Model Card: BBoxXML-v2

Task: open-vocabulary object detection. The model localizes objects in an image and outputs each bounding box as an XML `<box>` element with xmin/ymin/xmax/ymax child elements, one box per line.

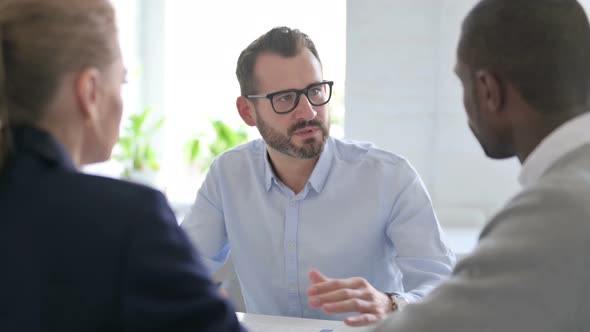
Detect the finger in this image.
<box><xmin>308</xmin><ymin>277</ymin><xmax>366</xmax><ymax>296</ymax></box>
<box><xmin>344</xmin><ymin>313</ymin><xmax>383</xmax><ymax>327</ymax></box>
<box><xmin>308</xmin><ymin>269</ymin><xmax>330</xmax><ymax>284</ymax></box>
<box><xmin>308</xmin><ymin>288</ymin><xmax>363</xmax><ymax>307</ymax></box>
<box><xmin>308</xmin><ymin>279</ymin><xmax>345</xmax><ymax>296</ymax></box>
<box><xmin>322</xmin><ymin>298</ymin><xmax>375</xmax><ymax>314</ymax></box>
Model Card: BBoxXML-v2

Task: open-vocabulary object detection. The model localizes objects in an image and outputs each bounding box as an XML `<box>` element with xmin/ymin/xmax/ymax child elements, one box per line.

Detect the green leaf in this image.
<box><xmin>184</xmin><ymin>138</ymin><xmax>201</xmax><ymax>164</ymax></box>
<box><xmin>115</xmin><ymin>107</ymin><xmax>164</xmax><ymax>174</ymax></box>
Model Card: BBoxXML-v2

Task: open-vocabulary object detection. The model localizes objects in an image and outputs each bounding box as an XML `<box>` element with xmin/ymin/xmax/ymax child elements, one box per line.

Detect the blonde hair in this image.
<box><xmin>0</xmin><ymin>0</ymin><xmax>118</xmax><ymax>169</ymax></box>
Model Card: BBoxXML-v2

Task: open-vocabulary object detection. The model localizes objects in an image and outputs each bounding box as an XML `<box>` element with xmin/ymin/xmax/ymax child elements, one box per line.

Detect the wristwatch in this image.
<box><xmin>384</xmin><ymin>292</ymin><xmax>407</xmax><ymax>312</ymax></box>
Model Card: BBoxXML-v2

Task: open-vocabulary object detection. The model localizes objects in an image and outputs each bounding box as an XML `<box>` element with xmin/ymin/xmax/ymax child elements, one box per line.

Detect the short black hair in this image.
<box><xmin>236</xmin><ymin>26</ymin><xmax>321</xmax><ymax>96</ymax></box>
<box><xmin>459</xmin><ymin>0</ymin><xmax>590</xmax><ymax>113</ymax></box>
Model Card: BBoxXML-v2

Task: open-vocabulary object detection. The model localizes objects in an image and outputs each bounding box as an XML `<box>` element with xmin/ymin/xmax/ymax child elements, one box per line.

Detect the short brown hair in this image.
<box><xmin>236</xmin><ymin>26</ymin><xmax>321</xmax><ymax>96</ymax></box>
<box><xmin>459</xmin><ymin>0</ymin><xmax>590</xmax><ymax>114</ymax></box>
<box><xmin>0</xmin><ymin>0</ymin><xmax>118</xmax><ymax>169</ymax></box>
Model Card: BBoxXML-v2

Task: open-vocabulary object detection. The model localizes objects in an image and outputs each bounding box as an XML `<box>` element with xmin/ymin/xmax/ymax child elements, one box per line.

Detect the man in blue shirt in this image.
<box><xmin>181</xmin><ymin>26</ymin><xmax>455</xmax><ymax>327</ymax></box>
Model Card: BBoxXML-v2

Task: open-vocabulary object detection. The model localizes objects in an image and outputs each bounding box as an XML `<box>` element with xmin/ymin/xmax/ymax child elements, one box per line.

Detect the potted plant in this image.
<box><xmin>114</xmin><ymin>107</ymin><xmax>165</xmax><ymax>187</ymax></box>
<box><xmin>184</xmin><ymin>119</ymin><xmax>249</xmax><ymax>172</ymax></box>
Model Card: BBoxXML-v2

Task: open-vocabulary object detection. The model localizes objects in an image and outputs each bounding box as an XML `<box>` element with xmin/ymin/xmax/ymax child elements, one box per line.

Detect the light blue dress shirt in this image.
<box><xmin>181</xmin><ymin>137</ymin><xmax>455</xmax><ymax>320</ymax></box>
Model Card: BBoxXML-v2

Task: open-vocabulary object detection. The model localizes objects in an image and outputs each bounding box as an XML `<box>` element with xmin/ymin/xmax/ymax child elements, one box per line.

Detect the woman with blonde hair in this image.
<box><xmin>0</xmin><ymin>1</ymin><xmax>243</xmax><ymax>331</ymax></box>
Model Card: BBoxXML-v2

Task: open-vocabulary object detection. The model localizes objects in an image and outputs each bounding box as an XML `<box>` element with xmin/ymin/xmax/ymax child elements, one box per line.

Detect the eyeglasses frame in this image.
<box><xmin>245</xmin><ymin>80</ymin><xmax>334</xmax><ymax>114</ymax></box>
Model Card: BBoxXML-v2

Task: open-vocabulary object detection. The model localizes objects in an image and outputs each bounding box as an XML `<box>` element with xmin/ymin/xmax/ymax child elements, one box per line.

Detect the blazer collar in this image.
<box><xmin>12</xmin><ymin>126</ymin><xmax>76</xmax><ymax>171</ymax></box>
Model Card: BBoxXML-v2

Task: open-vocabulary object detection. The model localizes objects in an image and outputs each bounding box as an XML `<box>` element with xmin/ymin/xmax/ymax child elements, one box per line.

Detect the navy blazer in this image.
<box><xmin>0</xmin><ymin>127</ymin><xmax>245</xmax><ymax>332</ymax></box>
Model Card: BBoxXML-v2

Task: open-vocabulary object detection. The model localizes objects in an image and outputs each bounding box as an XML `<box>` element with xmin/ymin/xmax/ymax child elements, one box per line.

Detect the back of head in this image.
<box><xmin>459</xmin><ymin>0</ymin><xmax>590</xmax><ymax>114</ymax></box>
<box><xmin>236</xmin><ymin>26</ymin><xmax>321</xmax><ymax>96</ymax></box>
<box><xmin>0</xmin><ymin>0</ymin><xmax>118</xmax><ymax>170</ymax></box>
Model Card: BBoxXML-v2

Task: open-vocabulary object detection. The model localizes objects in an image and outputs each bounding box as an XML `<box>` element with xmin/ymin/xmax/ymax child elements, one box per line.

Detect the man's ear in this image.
<box><xmin>75</xmin><ymin>68</ymin><xmax>101</xmax><ymax>125</ymax></box>
<box><xmin>237</xmin><ymin>96</ymin><xmax>257</xmax><ymax>127</ymax></box>
<box><xmin>475</xmin><ymin>70</ymin><xmax>504</xmax><ymax>113</ymax></box>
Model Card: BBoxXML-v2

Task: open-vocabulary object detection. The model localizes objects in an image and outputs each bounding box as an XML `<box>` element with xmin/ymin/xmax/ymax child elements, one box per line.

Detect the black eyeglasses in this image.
<box><xmin>246</xmin><ymin>81</ymin><xmax>334</xmax><ymax>114</ymax></box>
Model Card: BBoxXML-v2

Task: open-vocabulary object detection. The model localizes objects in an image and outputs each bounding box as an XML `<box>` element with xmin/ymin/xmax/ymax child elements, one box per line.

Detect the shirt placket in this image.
<box><xmin>284</xmin><ymin>198</ymin><xmax>302</xmax><ymax>317</ymax></box>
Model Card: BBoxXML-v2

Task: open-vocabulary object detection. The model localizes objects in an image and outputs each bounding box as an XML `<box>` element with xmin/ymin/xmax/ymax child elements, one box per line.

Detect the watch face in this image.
<box><xmin>386</xmin><ymin>293</ymin><xmax>407</xmax><ymax>311</ymax></box>
<box><xmin>385</xmin><ymin>293</ymin><xmax>399</xmax><ymax>312</ymax></box>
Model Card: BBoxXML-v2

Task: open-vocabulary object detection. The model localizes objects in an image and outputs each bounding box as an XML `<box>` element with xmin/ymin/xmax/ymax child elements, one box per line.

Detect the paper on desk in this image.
<box><xmin>242</xmin><ymin>321</ymin><xmax>334</xmax><ymax>332</ymax></box>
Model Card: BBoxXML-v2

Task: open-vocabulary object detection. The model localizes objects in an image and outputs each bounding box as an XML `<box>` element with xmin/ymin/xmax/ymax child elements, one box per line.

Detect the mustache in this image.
<box><xmin>287</xmin><ymin>119</ymin><xmax>324</xmax><ymax>136</ymax></box>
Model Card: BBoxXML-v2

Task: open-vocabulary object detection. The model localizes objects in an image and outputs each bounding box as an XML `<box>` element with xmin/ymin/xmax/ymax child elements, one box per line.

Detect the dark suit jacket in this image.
<box><xmin>0</xmin><ymin>127</ymin><xmax>245</xmax><ymax>332</ymax></box>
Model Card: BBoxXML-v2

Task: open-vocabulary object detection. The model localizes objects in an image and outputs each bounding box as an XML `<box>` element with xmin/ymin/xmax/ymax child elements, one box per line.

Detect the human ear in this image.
<box><xmin>475</xmin><ymin>70</ymin><xmax>504</xmax><ymax>113</ymax></box>
<box><xmin>75</xmin><ymin>68</ymin><xmax>102</xmax><ymax>125</ymax></box>
<box><xmin>236</xmin><ymin>96</ymin><xmax>257</xmax><ymax>127</ymax></box>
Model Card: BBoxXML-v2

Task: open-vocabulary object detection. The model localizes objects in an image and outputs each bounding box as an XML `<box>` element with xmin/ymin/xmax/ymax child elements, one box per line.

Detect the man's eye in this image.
<box><xmin>309</xmin><ymin>87</ymin><xmax>322</xmax><ymax>96</ymax></box>
<box><xmin>276</xmin><ymin>94</ymin><xmax>294</xmax><ymax>103</ymax></box>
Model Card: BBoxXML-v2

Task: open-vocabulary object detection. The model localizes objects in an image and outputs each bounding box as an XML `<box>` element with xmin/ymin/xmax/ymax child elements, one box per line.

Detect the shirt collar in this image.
<box><xmin>263</xmin><ymin>147</ymin><xmax>275</xmax><ymax>191</ymax></box>
<box><xmin>519</xmin><ymin>112</ymin><xmax>590</xmax><ymax>187</ymax></box>
<box><xmin>263</xmin><ymin>137</ymin><xmax>334</xmax><ymax>193</ymax></box>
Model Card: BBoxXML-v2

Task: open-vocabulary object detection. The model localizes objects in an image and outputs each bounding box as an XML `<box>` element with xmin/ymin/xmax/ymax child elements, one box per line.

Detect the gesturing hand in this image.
<box><xmin>307</xmin><ymin>269</ymin><xmax>393</xmax><ymax>327</ymax></box>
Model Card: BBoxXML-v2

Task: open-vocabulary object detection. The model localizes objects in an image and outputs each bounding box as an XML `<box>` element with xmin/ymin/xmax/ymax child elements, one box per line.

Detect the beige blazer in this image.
<box><xmin>374</xmin><ymin>144</ymin><xmax>590</xmax><ymax>332</ymax></box>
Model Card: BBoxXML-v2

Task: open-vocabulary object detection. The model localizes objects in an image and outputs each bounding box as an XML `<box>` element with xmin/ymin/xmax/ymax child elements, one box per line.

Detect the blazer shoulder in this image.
<box><xmin>57</xmin><ymin>172</ymin><xmax>173</xmax><ymax>219</ymax></box>
<box><xmin>484</xmin><ymin>170</ymin><xmax>590</xmax><ymax>253</ymax></box>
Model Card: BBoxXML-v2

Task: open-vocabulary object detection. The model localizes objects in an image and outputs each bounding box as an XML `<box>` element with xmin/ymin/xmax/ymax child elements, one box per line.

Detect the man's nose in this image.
<box><xmin>292</xmin><ymin>94</ymin><xmax>317</xmax><ymax>121</ymax></box>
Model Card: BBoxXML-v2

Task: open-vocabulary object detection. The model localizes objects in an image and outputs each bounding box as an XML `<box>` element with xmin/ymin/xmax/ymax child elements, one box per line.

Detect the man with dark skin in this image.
<box><xmin>372</xmin><ymin>0</ymin><xmax>590</xmax><ymax>330</ymax></box>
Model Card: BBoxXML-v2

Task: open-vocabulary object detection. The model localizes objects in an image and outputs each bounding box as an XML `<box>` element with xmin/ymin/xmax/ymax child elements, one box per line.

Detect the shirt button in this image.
<box><xmin>288</xmin><ymin>242</ymin><xmax>294</xmax><ymax>249</ymax></box>
<box><xmin>289</xmin><ymin>201</ymin><xmax>296</xmax><ymax>207</ymax></box>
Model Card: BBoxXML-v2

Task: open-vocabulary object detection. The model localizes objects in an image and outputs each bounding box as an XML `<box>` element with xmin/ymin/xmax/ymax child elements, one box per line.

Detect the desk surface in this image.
<box><xmin>237</xmin><ymin>312</ymin><xmax>372</xmax><ymax>332</ymax></box>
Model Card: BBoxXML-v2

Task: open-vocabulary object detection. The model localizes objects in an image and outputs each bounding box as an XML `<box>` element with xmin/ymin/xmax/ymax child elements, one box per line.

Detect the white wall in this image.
<box><xmin>345</xmin><ymin>0</ymin><xmax>522</xmax><ymax>229</ymax></box>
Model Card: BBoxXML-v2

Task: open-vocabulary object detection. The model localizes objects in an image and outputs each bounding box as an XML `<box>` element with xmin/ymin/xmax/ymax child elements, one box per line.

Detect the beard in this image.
<box><xmin>255</xmin><ymin>108</ymin><xmax>329</xmax><ymax>159</ymax></box>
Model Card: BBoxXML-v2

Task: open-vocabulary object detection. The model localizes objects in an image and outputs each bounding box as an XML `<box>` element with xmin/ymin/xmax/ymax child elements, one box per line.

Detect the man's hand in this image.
<box><xmin>307</xmin><ymin>269</ymin><xmax>393</xmax><ymax>327</ymax></box>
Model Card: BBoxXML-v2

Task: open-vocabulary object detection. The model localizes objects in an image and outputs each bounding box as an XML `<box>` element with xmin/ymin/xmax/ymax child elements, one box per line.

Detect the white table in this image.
<box><xmin>444</xmin><ymin>227</ymin><xmax>481</xmax><ymax>258</ymax></box>
<box><xmin>237</xmin><ymin>312</ymin><xmax>373</xmax><ymax>332</ymax></box>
